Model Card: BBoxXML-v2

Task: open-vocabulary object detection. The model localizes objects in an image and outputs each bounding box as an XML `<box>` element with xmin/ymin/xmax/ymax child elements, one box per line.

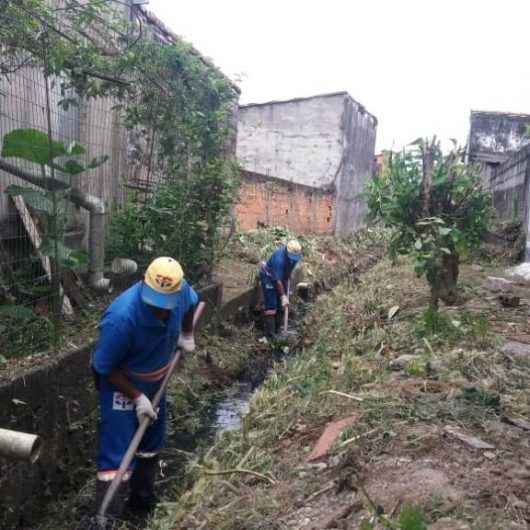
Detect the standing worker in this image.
<box><xmin>91</xmin><ymin>257</ymin><xmax>199</xmax><ymax>521</ymax></box>
<box><xmin>259</xmin><ymin>239</ymin><xmax>302</xmax><ymax>338</ymax></box>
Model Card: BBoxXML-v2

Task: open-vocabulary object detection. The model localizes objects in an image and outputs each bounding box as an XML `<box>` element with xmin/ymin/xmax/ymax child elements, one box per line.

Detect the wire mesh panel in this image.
<box><xmin>0</xmin><ymin>1</ymin><xmax>240</xmax><ymax>363</ymax></box>
<box><xmin>0</xmin><ymin>66</ymin><xmax>140</xmax><ymax>359</ymax></box>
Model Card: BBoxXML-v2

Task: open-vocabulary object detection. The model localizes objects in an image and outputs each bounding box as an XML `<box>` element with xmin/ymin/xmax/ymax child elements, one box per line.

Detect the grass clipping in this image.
<box><xmin>152</xmin><ymin>258</ymin><xmax>530</xmax><ymax>530</ymax></box>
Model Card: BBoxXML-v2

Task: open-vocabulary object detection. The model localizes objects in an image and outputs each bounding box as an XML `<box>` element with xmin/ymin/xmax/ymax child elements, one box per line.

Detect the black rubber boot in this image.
<box><xmin>128</xmin><ymin>455</ymin><xmax>159</xmax><ymax>512</ymax></box>
<box><xmin>93</xmin><ymin>478</ymin><xmax>128</xmax><ymax>528</ymax></box>
<box><xmin>264</xmin><ymin>314</ymin><xmax>276</xmax><ymax>338</ymax></box>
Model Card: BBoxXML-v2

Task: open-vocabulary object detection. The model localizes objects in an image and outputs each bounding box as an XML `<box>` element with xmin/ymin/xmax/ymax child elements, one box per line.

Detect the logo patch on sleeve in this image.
<box><xmin>112</xmin><ymin>392</ymin><xmax>134</xmax><ymax>411</ymax></box>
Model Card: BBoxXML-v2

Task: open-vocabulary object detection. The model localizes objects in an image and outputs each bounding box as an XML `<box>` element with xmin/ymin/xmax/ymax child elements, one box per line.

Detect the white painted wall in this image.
<box><xmin>236</xmin><ymin>94</ymin><xmax>345</xmax><ymax>189</ymax></box>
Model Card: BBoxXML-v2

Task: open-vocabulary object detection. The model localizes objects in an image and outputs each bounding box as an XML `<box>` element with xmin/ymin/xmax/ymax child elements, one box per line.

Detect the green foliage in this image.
<box><xmin>2</xmin><ymin>128</ymin><xmax>105</xmax><ymax>269</ymax></box>
<box><xmin>416</xmin><ymin>306</ymin><xmax>457</xmax><ymax>339</ymax></box>
<box><xmin>107</xmin><ymin>160</ymin><xmax>240</xmax><ymax>282</ymax></box>
<box><xmin>5</xmin><ymin>185</ymin><xmax>54</xmax><ymax>214</ymax></box>
<box><xmin>0</xmin><ymin>305</ymin><xmax>53</xmax><ymax>358</ymax></box>
<box><xmin>366</xmin><ymin>139</ymin><xmax>493</xmax><ymax>306</ymax></box>
<box><xmin>2</xmin><ymin>128</ymin><xmax>108</xmax><ymax>175</ymax></box>
<box><xmin>39</xmin><ymin>238</ymin><xmax>88</xmax><ymax>268</ymax></box>
<box><xmin>2</xmin><ymin>128</ymin><xmax>67</xmax><ymax>166</ymax></box>
<box><xmin>398</xmin><ymin>504</ymin><xmax>428</xmax><ymax>530</ymax></box>
<box><xmin>1</xmin><ymin>1</ymin><xmax>241</xmax><ymax>286</ymax></box>
<box><xmin>231</xmin><ymin>225</ymin><xmax>316</xmax><ymax>264</ymax></box>
<box><xmin>462</xmin><ymin>387</ymin><xmax>501</xmax><ymax>411</ymax></box>
<box><xmin>404</xmin><ymin>358</ymin><xmax>427</xmax><ymax>377</ymax></box>
<box><xmin>0</xmin><ymin>304</ymin><xmax>36</xmax><ymax>320</ymax></box>
<box><xmin>357</xmin><ymin>503</ymin><xmax>428</xmax><ymax>530</ymax></box>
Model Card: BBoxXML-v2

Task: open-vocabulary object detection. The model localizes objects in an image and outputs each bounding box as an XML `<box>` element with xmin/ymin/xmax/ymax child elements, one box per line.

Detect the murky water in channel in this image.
<box><xmin>213</xmin><ymin>382</ymin><xmax>252</xmax><ymax>431</ymax></box>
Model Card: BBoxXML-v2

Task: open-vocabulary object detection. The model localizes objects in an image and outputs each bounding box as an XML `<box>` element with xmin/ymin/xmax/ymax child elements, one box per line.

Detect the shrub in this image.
<box><xmin>366</xmin><ymin>138</ymin><xmax>493</xmax><ymax>308</ymax></box>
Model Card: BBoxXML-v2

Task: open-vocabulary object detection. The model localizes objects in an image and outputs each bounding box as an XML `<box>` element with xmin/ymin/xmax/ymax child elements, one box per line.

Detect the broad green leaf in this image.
<box><xmin>414</xmin><ymin>239</ymin><xmax>422</xmax><ymax>250</ymax></box>
<box><xmin>55</xmin><ymin>159</ymin><xmax>86</xmax><ymax>175</ymax></box>
<box><xmin>5</xmin><ymin>184</ymin><xmax>54</xmax><ymax>214</ymax></box>
<box><xmin>87</xmin><ymin>154</ymin><xmax>109</xmax><ymax>170</ymax></box>
<box><xmin>2</xmin><ymin>128</ymin><xmax>66</xmax><ymax>165</ymax></box>
<box><xmin>440</xmin><ymin>247</ymin><xmax>451</xmax><ymax>255</ymax></box>
<box><xmin>456</xmin><ymin>239</ymin><xmax>469</xmax><ymax>258</ymax></box>
<box><xmin>439</xmin><ymin>227</ymin><xmax>452</xmax><ymax>236</ymax></box>
<box><xmin>67</xmin><ymin>249</ymin><xmax>89</xmax><ymax>267</ymax></box>
<box><xmin>0</xmin><ymin>304</ymin><xmax>35</xmax><ymax>320</ymax></box>
<box><xmin>40</xmin><ymin>238</ymin><xmax>88</xmax><ymax>268</ymax></box>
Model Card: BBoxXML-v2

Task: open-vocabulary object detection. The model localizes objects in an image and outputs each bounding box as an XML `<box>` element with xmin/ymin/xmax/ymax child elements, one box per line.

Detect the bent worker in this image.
<box><xmin>259</xmin><ymin>239</ymin><xmax>302</xmax><ymax>337</ymax></box>
<box><xmin>91</xmin><ymin>257</ymin><xmax>198</xmax><ymax>520</ymax></box>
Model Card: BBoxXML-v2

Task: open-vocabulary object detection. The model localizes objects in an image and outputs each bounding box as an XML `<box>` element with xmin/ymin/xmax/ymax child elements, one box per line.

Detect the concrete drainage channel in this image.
<box><xmin>0</xmin><ymin>281</ymin><xmax>304</xmax><ymax>530</ymax></box>
<box><xmin>0</xmin><ymin>254</ymin><xmax>381</xmax><ymax>530</ymax></box>
<box><xmin>39</xmin><ymin>316</ymin><xmax>300</xmax><ymax>530</ymax></box>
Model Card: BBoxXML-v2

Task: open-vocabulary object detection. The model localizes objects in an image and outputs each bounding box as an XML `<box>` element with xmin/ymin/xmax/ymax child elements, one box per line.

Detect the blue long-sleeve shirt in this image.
<box><xmin>91</xmin><ymin>281</ymin><xmax>198</xmax><ymax>389</ymax></box>
<box><xmin>265</xmin><ymin>245</ymin><xmax>298</xmax><ymax>283</ymax></box>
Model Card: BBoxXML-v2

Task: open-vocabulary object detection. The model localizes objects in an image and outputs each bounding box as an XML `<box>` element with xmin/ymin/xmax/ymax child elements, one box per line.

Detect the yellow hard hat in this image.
<box><xmin>141</xmin><ymin>257</ymin><xmax>184</xmax><ymax>309</ymax></box>
<box><xmin>286</xmin><ymin>239</ymin><xmax>302</xmax><ymax>262</ymax></box>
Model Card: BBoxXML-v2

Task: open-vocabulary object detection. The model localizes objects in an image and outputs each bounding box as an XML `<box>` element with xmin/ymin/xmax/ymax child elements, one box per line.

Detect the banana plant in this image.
<box><xmin>1</xmin><ymin>127</ymin><xmax>108</xmax><ymax>268</ymax></box>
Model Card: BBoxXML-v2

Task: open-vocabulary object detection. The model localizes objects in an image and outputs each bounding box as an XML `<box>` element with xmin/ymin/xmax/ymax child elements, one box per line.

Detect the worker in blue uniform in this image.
<box><xmin>259</xmin><ymin>239</ymin><xmax>302</xmax><ymax>337</ymax></box>
<box><xmin>91</xmin><ymin>257</ymin><xmax>198</xmax><ymax>520</ymax></box>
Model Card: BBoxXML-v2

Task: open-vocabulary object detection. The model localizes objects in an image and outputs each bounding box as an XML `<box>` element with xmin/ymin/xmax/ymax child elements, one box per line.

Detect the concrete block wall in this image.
<box><xmin>468</xmin><ymin>110</ymin><xmax>530</xmax><ymax>189</ymax></box>
<box><xmin>334</xmin><ymin>95</ymin><xmax>377</xmax><ymax>236</ymax></box>
<box><xmin>491</xmin><ymin>145</ymin><xmax>530</xmax><ymax>223</ymax></box>
<box><xmin>234</xmin><ymin>171</ymin><xmax>335</xmax><ymax>234</ymax></box>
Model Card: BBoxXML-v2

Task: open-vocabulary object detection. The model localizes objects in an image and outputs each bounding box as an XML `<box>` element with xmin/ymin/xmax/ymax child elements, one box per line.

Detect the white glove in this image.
<box><xmin>281</xmin><ymin>294</ymin><xmax>289</xmax><ymax>308</ymax></box>
<box><xmin>178</xmin><ymin>333</ymin><xmax>196</xmax><ymax>353</ymax></box>
<box><xmin>134</xmin><ymin>393</ymin><xmax>157</xmax><ymax>422</ymax></box>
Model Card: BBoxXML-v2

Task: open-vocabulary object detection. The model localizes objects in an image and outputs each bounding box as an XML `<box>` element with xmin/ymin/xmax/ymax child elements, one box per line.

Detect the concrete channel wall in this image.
<box><xmin>0</xmin><ymin>283</ymin><xmax>227</xmax><ymax>529</ymax></box>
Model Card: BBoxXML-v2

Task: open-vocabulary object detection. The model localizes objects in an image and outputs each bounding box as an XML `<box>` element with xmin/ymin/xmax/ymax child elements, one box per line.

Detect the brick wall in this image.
<box><xmin>234</xmin><ymin>171</ymin><xmax>335</xmax><ymax>234</ymax></box>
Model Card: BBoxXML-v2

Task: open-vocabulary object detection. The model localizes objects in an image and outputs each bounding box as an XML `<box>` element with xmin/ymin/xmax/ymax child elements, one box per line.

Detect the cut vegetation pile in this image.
<box><xmin>151</xmin><ymin>257</ymin><xmax>530</xmax><ymax>530</ymax></box>
<box><xmin>32</xmin><ymin>227</ymin><xmax>386</xmax><ymax>530</ymax></box>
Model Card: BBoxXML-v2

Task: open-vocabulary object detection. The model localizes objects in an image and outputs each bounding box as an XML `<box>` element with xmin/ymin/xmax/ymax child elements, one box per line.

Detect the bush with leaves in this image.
<box><xmin>107</xmin><ymin>159</ymin><xmax>240</xmax><ymax>284</ymax></box>
<box><xmin>366</xmin><ymin>138</ymin><xmax>493</xmax><ymax>307</ymax></box>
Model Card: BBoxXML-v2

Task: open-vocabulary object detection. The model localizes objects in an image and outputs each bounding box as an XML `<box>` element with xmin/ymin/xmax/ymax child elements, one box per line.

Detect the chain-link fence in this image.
<box><xmin>0</xmin><ymin>1</ymin><xmax>240</xmax><ymax>362</ymax></box>
<box><xmin>0</xmin><ymin>64</ymin><xmax>151</xmax><ymax>359</ymax></box>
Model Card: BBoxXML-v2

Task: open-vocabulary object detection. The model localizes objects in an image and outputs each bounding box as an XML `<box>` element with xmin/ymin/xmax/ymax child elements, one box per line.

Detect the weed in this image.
<box><xmin>461</xmin><ymin>386</ymin><xmax>501</xmax><ymax>411</ymax></box>
<box><xmin>460</xmin><ymin>312</ymin><xmax>496</xmax><ymax>349</ymax></box>
<box><xmin>405</xmin><ymin>358</ymin><xmax>427</xmax><ymax>377</ymax></box>
<box><xmin>0</xmin><ymin>306</ymin><xmax>53</xmax><ymax>357</ymax></box>
<box><xmin>416</xmin><ymin>306</ymin><xmax>459</xmax><ymax>340</ymax></box>
<box><xmin>398</xmin><ymin>503</ymin><xmax>428</xmax><ymax>530</ymax></box>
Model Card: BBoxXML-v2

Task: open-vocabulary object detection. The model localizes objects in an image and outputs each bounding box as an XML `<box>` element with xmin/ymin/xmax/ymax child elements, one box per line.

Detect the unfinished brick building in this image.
<box><xmin>235</xmin><ymin>92</ymin><xmax>377</xmax><ymax>236</ymax></box>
